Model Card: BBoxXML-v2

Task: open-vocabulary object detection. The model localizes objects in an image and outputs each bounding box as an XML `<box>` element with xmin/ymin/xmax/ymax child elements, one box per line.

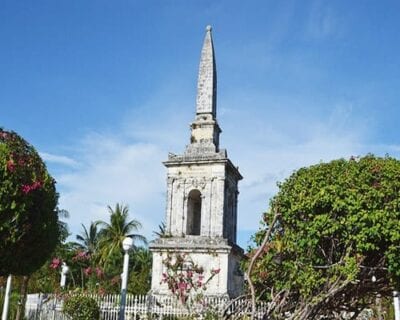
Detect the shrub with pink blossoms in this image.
<box><xmin>0</xmin><ymin>128</ymin><xmax>59</xmax><ymax>275</ymax></box>
<box><xmin>161</xmin><ymin>253</ymin><xmax>220</xmax><ymax>305</ymax></box>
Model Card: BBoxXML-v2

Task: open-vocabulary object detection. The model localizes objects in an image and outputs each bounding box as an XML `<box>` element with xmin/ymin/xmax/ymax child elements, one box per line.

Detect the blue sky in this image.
<box><xmin>2</xmin><ymin>0</ymin><xmax>400</xmax><ymax>248</ymax></box>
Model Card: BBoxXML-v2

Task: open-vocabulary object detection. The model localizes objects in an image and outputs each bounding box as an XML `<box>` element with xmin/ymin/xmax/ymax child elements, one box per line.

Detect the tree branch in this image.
<box><xmin>246</xmin><ymin>210</ymin><xmax>281</xmax><ymax>320</ymax></box>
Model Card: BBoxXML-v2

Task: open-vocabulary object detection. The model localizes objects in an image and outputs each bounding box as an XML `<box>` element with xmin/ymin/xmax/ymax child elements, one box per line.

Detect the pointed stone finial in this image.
<box><xmin>196</xmin><ymin>25</ymin><xmax>217</xmax><ymax>118</ymax></box>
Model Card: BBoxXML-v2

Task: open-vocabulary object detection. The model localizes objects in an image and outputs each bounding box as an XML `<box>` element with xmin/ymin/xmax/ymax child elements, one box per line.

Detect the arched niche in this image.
<box><xmin>186</xmin><ymin>189</ymin><xmax>202</xmax><ymax>235</ymax></box>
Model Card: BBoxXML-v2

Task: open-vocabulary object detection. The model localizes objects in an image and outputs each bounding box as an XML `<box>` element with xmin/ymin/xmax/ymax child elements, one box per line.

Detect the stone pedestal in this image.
<box><xmin>150</xmin><ymin>237</ymin><xmax>243</xmax><ymax>298</ymax></box>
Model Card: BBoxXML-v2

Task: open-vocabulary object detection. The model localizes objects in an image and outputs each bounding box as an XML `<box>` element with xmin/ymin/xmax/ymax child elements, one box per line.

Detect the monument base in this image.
<box><xmin>149</xmin><ymin>236</ymin><xmax>244</xmax><ymax>298</ymax></box>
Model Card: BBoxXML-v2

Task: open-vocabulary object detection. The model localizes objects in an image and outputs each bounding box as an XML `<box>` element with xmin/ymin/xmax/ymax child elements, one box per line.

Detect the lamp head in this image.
<box><xmin>122</xmin><ymin>237</ymin><xmax>134</xmax><ymax>252</ymax></box>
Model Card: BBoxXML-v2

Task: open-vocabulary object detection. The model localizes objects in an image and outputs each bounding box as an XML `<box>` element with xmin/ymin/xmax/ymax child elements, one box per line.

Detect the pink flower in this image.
<box><xmin>21</xmin><ymin>181</ymin><xmax>42</xmax><ymax>194</ymax></box>
<box><xmin>95</xmin><ymin>267</ymin><xmax>103</xmax><ymax>278</ymax></box>
<box><xmin>6</xmin><ymin>160</ymin><xmax>15</xmax><ymax>172</ymax></box>
<box><xmin>84</xmin><ymin>267</ymin><xmax>92</xmax><ymax>276</ymax></box>
<box><xmin>0</xmin><ymin>132</ymin><xmax>8</xmax><ymax>139</ymax></box>
<box><xmin>211</xmin><ymin>268</ymin><xmax>221</xmax><ymax>275</ymax></box>
<box><xmin>178</xmin><ymin>282</ymin><xmax>187</xmax><ymax>291</ymax></box>
<box><xmin>50</xmin><ymin>258</ymin><xmax>61</xmax><ymax>269</ymax></box>
<box><xmin>72</xmin><ymin>251</ymin><xmax>90</xmax><ymax>261</ymax></box>
<box><xmin>21</xmin><ymin>185</ymin><xmax>31</xmax><ymax>194</ymax></box>
<box><xmin>32</xmin><ymin>181</ymin><xmax>42</xmax><ymax>189</ymax></box>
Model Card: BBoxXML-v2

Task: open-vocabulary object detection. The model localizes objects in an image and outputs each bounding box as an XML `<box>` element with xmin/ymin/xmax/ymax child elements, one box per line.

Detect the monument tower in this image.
<box><xmin>150</xmin><ymin>26</ymin><xmax>244</xmax><ymax>298</ymax></box>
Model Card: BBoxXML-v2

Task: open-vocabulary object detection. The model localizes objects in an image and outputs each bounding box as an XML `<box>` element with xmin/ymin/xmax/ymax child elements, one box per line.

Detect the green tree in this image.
<box><xmin>128</xmin><ymin>247</ymin><xmax>152</xmax><ymax>294</ymax></box>
<box><xmin>0</xmin><ymin>129</ymin><xmax>60</xmax><ymax>276</ymax></box>
<box><xmin>97</xmin><ymin>203</ymin><xmax>147</xmax><ymax>267</ymax></box>
<box><xmin>250</xmin><ymin>155</ymin><xmax>400</xmax><ymax>319</ymax></box>
<box><xmin>75</xmin><ymin>221</ymin><xmax>101</xmax><ymax>256</ymax></box>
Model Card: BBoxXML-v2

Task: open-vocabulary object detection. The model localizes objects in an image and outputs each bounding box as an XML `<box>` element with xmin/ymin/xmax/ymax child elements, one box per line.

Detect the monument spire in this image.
<box><xmin>196</xmin><ymin>25</ymin><xmax>217</xmax><ymax>118</ymax></box>
<box><xmin>150</xmin><ymin>26</ymin><xmax>244</xmax><ymax>299</ymax></box>
<box><xmin>186</xmin><ymin>25</ymin><xmax>221</xmax><ymax>154</ymax></box>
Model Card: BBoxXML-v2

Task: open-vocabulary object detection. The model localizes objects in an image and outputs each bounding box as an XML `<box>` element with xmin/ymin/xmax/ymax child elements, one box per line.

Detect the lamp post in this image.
<box><xmin>394</xmin><ymin>291</ymin><xmax>400</xmax><ymax>320</ymax></box>
<box><xmin>371</xmin><ymin>275</ymin><xmax>384</xmax><ymax>320</ymax></box>
<box><xmin>60</xmin><ymin>262</ymin><xmax>69</xmax><ymax>289</ymax></box>
<box><xmin>119</xmin><ymin>237</ymin><xmax>133</xmax><ymax>320</ymax></box>
<box><xmin>1</xmin><ymin>275</ymin><xmax>12</xmax><ymax>320</ymax></box>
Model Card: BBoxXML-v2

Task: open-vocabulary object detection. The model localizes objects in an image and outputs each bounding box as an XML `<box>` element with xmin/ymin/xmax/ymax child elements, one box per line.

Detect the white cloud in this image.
<box><xmin>40</xmin><ymin>152</ymin><xmax>79</xmax><ymax>167</ymax></box>
<box><xmin>56</xmin><ymin>136</ymin><xmax>166</xmax><ymax>242</ymax></box>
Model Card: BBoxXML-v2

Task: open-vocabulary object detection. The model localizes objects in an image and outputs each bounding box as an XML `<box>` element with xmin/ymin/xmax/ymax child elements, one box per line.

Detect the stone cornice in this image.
<box><xmin>163</xmin><ymin>154</ymin><xmax>242</xmax><ymax>180</ymax></box>
<box><xmin>150</xmin><ymin>236</ymin><xmax>244</xmax><ymax>256</ymax></box>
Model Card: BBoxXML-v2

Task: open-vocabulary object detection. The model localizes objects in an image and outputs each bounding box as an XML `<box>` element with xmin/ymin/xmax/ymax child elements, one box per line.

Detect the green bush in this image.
<box><xmin>63</xmin><ymin>295</ymin><xmax>100</xmax><ymax>320</ymax></box>
<box><xmin>0</xmin><ymin>128</ymin><xmax>59</xmax><ymax>276</ymax></box>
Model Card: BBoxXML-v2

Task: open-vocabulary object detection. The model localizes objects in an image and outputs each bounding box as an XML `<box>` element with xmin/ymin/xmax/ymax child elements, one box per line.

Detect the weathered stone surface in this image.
<box><xmin>150</xmin><ymin>26</ymin><xmax>244</xmax><ymax>298</ymax></box>
<box><xmin>196</xmin><ymin>25</ymin><xmax>217</xmax><ymax>117</ymax></box>
<box><xmin>150</xmin><ymin>236</ymin><xmax>244</xmax><ymax>297</ymax></box>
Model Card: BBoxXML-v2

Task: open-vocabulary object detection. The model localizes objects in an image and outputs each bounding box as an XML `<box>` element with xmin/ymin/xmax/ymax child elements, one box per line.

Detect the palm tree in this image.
<box><xmin>57</xmin><ymin>209</ymin><xmax>70</xmax><ymax>242</ymax></box>
<box><xmin>97</xmin><ymin>203</ymin><xmax>147</xmax><ymax>266</ymax></box>
<box><xmin>153</xmin><ymin>221</ymin><xmax>167</xmax><ymax>238</ymax></box>
<box><xmin>75</xmin><ymin>221</ymin><xmax>101</xmax><ymax>255</ymax></box>
<box><xmin>131</xmin><ymin>247</ymin><xmax>152</xmax><ymax>272</ymax></box>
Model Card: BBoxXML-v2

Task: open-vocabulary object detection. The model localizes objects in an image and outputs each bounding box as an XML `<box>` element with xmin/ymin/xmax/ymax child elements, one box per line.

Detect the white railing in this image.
<box><xmin>25</xmin><ymin>293</ymin><xmax>269</xmax><ymax>319</ymax></box>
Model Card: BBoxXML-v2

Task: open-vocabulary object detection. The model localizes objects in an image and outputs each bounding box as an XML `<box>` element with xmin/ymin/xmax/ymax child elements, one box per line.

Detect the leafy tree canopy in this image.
<box><xmin>251</xmin><ymin>155</ymin><xmax>400</xmax><ymax>319</ymax></box>
<box><xmin>97</xmin><ymin>203</ymin><xmax>147</xmax><ymax>267</ymax></box>
<box><xmin>0</xmin><ymin>129</ymin><xmax>59</xmax><ymax>275</ymax></box>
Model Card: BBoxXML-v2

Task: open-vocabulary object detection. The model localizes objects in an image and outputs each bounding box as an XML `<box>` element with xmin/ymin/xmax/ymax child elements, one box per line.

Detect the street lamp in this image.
<box><xmin>394</xmin><ymin>291</ymin><xmax>400</xmax><ymax>320</ymax></box>
<box><xmin>1</xmin><ymin>275</ymin><xmax>12</xmax><ymax>320</ymax></box>
<box><xmin>119</xmin><ymin>237</ymin><xmax>133</xmax><ymax>320</ymax></box>
<box><xmin>60</xmin><ymin>262</ymin><xmax>69</xmax><ymax>289</ymax></box>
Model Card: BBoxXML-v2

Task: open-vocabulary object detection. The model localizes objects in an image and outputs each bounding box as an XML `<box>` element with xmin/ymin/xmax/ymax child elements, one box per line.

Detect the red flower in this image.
<box><xmin>50</xmin><ymin>258</ymin><xmax>61</xmax><ymax>269</ymax></box>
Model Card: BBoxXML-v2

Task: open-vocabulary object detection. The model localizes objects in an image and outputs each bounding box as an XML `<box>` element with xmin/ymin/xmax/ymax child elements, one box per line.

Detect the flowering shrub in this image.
<box><xmin>0</xmin><ymin>128</ymin><xmax>59</xmax><ymax>275</ymax></box>
<box><xmin>161</xmin><ymin>253</ymin><xmax>220</xmax><ymax>304</ymax></box>
<box><xmin>72</xmin><ymin>250</ymin><xmax>91</xmax><ymax>262</ymax></box>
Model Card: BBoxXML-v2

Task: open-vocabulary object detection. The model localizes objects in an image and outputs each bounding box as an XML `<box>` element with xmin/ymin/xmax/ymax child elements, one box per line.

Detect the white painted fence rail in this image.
<box><xmin>25</xmin><ymin>293</ymin><xmax>269</xmax><ymax>319</ymax></box>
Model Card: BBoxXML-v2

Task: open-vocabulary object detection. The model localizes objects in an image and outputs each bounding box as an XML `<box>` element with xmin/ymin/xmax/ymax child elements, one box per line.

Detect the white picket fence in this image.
<box><xmin>25</xmin><ymin>293</ymin><xmax>268</xmax><ymax>319</ymax></box>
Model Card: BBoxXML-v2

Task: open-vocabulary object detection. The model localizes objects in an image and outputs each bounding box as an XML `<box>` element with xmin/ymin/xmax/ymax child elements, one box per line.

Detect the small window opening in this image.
<box><xmin>187</xmin><ymin>189</ymin><xmax>201</xmax><ymax>235</ymax></box>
